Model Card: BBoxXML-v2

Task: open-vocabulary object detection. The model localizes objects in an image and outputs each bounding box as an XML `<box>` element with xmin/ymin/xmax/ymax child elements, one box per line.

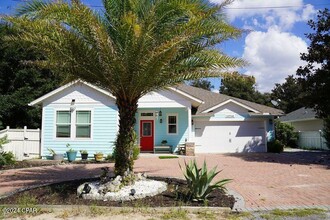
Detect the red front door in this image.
<box><xmin>140</xmin><ymin>120</ymin><xmax>154</xmax><ymax>152</ymax></box>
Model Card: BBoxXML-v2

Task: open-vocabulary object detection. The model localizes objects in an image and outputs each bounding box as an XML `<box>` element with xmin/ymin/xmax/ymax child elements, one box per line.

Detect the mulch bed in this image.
<box><xmin>0</xmin><ymin>159</ymin><xmax>114</xmax><ymax>170</ymax></box>
<box><xmin>0</xmin><ymin>177</ymin><xmax>235</xmax><ymax>208</ymax></box>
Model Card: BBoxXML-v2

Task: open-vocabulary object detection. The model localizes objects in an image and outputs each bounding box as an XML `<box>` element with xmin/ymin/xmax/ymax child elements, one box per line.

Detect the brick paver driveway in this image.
<box><xmin>0</xmin><ymin>151</ymin><xmax>329</xmax><ymax>209</ymax></box>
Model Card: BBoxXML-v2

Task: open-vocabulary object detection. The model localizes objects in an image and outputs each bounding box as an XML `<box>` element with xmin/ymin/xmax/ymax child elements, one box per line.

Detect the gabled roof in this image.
<box><xmin>29</xmin><ymin>80</ymin><xmax>116</xmax><ymax>106</ymax></box>
<box><xmin>174</xmin><ymin>84</ymin><xmax>283</xmax><ymax>115</ymax></box>
<box><xmin>279</xmin><ymin>107</ymin><xmax>318</xmax><ymax>122</ymax></box>
<box><xmin>29</xmin><ymin>80</ymin><xmax>283</xmax><ymax>116</ymax></box>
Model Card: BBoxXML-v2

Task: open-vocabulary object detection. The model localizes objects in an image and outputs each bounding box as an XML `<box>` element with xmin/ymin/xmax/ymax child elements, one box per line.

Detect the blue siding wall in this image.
<box><xmin>136</xmin><ymin>108</ymin><xmax>189</xmax><ymax>152</ymax></box>
<box><xmin>43</xmin><ymin>105</ymin><xmax>118</xmax><ymax>157</ymax></box>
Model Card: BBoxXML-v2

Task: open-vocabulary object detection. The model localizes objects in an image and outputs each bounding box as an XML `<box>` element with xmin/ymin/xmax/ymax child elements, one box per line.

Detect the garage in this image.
<box><xmin>194</xmin><ymin>120</ymin><xmax>266</xmax><ymax>153</ymax></box>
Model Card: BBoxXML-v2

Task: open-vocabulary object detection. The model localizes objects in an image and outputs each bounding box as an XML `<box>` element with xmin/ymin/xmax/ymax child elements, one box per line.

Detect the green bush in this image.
<box><xmin>275</xmin><ymin>120</ymin><xmax>298</xmax><ymax>147</ymax></box>
<box><xmin>0</xmin><ymin>151</ymin><xmax>16</xmax><ymax>167</ymax></box>
<box><xmin>267</xmin><ymin>140</ymin><xmax>284</xmax><ymax>153</ymax></box>
<box><xmin>179</xmin><ymin>159</ymin><xmax>231</xmax><ymax>201</ymax></box>
<box><xmin>133</xmin><ymin>145</ymin><xmax>140</xmax><ymax>160</ymax></box>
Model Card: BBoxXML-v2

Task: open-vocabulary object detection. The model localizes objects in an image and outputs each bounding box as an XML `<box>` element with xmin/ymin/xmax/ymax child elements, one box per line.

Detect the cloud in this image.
<box><xmin>242</xmin><ymin>27</ymin><xmax>308</xmax><ymax>92</ymax></box>
<box><xmin>211</xmin><ymin>0</ymin><xmax>316</xmax><ymax>31</ymax></box>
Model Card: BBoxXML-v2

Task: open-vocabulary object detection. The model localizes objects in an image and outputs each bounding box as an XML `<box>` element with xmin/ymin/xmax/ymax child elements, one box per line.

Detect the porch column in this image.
<box><xmin>187</xmin><ymin>106</ymin><xmax>191</xmax><ymax>141</ymax></box>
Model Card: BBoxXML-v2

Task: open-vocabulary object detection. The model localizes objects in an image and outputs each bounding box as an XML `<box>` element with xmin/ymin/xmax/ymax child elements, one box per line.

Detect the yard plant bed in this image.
<box><xmin>0</xmin><ymin>159</ymin><xmax>114</xmax><ymax>170</ymax></box>
<box><xmin>0</xmin><ymin>177</ymin><xmax>235</xmax><ymax>208</ymax></box>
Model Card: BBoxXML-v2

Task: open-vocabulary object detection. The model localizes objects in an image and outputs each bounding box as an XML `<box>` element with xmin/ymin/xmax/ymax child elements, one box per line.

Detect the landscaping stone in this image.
<box><xmin>79</xmin><ymin>179</ymin><xmax>167</xmax><ymax>201</ymax></box>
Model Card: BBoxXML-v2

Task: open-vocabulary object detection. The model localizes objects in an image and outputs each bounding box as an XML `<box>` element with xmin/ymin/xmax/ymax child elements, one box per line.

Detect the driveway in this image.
<box><xmin>0</xmin><ymin>151</ymin><xmax>329</xmax><ymax>210</ymax></box>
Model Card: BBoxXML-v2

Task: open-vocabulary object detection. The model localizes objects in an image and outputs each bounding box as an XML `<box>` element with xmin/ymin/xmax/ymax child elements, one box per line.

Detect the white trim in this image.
<box><xmin>202</xmin><ymin>99</ymin><xmax>260</xmax><ymax>114</ymax></box>
<box><xmin>187</xmin><ymin>106</ymin><xmax>191</xmax><ymax>141</ymax></box>
<box><xmin>53</xmin><ymin>107</ymin><xmax>93</xmax><ymax>141</ymax></box>
<box><xmin>168</xmin><ymin>87</ymin><xmax>204</xmax><ymax>105</ymax></box>
<box><xmin>139</xmin><ymin>118</ymin><xmax>155</xmax><ymax>151</ymax></box>
<box><xmin>167</xmin><ymin>113</ymin><xmax>178</xmax><ymax>135</ymax></box>
<box><xmin>41</xmin><ymin>105</ymin><xmax>45</xmax><ymax>156</ymax></box>
<box><xmin>29</xmin><ymin>80</ymin><xmax>115</xmax><ymax>106</ymax></box>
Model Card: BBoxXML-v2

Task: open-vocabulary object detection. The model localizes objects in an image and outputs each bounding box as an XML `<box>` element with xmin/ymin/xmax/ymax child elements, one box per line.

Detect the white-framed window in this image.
<box><xmin>76</xmin><ymin>111</ymin><xmax>91</xmax><ymax>138</ymax></box>
<box><xmin>167</xmin><ymin>114</ymin><xmax>178</xmax><ymax>135</ymax></box>
<box><xmin>55</xmin><ymin>109</ymin><xmax>92</xmax><ymax>139</ymax></box>
<box><xmin>56</xmin><ymin>111</ymin><xmax>71</xmax><ymax>138</ymax></box>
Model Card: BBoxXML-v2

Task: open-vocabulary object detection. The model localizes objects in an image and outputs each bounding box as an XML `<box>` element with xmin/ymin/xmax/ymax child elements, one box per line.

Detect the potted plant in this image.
<box><xmin>161</xmin><ymin>140</ymin><xmax>168</xmax><ymax>146</ymax></box>
<box><xmin>94</xmin><ymin>152</ymin><xmax>104</xmax><ymax>162</ymax></box>
<box><xmin>80</xmin><ymin>150</ymin><xmax>88</xmax><ymax>160</ymax></box>
<box><xmin>66</xmin><ymin>143</ymin><xmax>77</xmax><ymax>162</ymax></box>
<box><xmin>47</xmin><ymin>148</ymin><xmax>64</xmax><ymax>161</ymax></box>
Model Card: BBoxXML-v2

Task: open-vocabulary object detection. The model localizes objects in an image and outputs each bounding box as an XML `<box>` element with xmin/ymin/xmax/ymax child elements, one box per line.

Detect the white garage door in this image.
<box><xmin>194</xmin><ymin>121</ymin><xmax>266</xmax><ymax>153</ymax></box>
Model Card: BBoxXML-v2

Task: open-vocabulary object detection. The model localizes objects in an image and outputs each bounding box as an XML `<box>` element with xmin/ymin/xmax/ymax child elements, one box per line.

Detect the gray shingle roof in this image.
<box><xmin>174</xmin><ymin>84</ymin><xmax>283</xmax><ymax>115</ymax></box>
<box><xmin>279</xmin><ymin>107</ymin><xmax>317</xmax><ymax>122</ymax></box>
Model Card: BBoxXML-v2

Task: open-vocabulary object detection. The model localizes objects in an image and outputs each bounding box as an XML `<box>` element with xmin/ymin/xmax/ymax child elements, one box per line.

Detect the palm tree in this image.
<box><xmin>5</xmin><ymin>0</ymin><xmax>245</xmax><ymax>176</ymax></box>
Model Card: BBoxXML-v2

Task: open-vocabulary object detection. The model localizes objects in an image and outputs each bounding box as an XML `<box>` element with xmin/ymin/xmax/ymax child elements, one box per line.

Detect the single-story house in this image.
<box><xmin>279</xmin><ymin>107</ymin><xmax>327</xmax><ymax>149</ymax></box>
<box><xmin>29</xmin><ymin>80</ymin><xmax>283</xmax><ymax>157</ymax></box>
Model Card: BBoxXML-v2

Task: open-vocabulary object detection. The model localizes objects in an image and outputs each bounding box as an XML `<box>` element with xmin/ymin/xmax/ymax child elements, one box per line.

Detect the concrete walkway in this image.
<box><xmin>0</xmin><ymin>151</ymin><xmax>329</xmax><ymax>210</ymax></box>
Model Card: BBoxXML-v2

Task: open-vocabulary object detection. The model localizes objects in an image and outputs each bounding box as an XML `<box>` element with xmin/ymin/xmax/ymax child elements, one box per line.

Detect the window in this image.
<box><xmin>56</xmin><ymin>111</ymin><xmax>71</xmax><ymax>138</ymax></box>
<box><xmin>167</xmin><ymin>114</ymin><xmax>178</xmax><ymax>134</ymax></box>
<box><xmin>76</xmin><ymin>111</ymin><xmax>91</xmax><ymax>138</ymax></box>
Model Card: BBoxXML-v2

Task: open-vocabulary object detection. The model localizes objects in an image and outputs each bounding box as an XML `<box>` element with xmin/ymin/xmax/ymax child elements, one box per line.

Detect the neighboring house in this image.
<box><xmin>279</xmin><ymin>107</ymin><xmax>327</xmax><ymax>150</ymax></box>
<box><xmin>29</xmin><ymin>80</ymin><xmax>283</xmax><ymax>157</ymax></box>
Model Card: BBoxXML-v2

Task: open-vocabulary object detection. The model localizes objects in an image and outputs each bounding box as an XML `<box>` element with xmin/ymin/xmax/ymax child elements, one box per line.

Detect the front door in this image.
<box><xmin>140</xmin><ymin>120</ymin><xmax>154</xmax><ymax>152</ymax></box>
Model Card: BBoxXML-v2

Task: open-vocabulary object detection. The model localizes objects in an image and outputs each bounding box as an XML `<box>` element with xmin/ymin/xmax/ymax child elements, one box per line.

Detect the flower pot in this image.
<box><xmin>81</xmin><ymin>153</ymin><xmax>88</xmax><ymax>160</ymax></box>
<box><xmin>66</xmin><ymin>151</ymin><xmax>77</xmax><ymax>162</ymax></box>
<box><xmin>53</xmin><ymin>154</ymin><xmax>64</xmax><ymax>161</ymax></box>
<box><xmin>94</xmin><ymin>153</ymin><xmax>104</xmax><ymax>162</ymax></box>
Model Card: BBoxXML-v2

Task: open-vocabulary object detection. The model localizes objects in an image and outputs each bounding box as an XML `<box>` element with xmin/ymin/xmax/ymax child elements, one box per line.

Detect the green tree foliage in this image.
<box><xmin>5</xmin><ymin>0</ymin><xmax>245</xmax><ymax>176</ymax></box>
<box><xmin>189</xmin><ymin>79</ymin><xmax>214</xmax><ymax>91</ymax></box>
<box><xmin>271</xmin><ymin>75</ymin><xmax>304</xmax><ymax>113</ymax></box>
<box><xmin>220</xmin><ymin>72</ymin><xmax>271</xmax><ymax>106</ymax></box>
<box><xmin>0</xmin><ymin>24</ymin><xmax>62</xmax><ymax>129</ymax></box>
<box><xmin>274</xmin><ymin>120</ymin><xmax>298</xmax><ymax>148</ymax></box>
<box><xmin>296</xmin><ymin>9</ymin><xmax>330</xmax><ymax>118</ymax></box>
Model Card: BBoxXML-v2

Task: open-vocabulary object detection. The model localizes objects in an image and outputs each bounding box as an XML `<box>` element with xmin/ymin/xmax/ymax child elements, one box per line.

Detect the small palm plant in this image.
<box><xmin>180</xmin><ymin>159</ymin><xmax>231</xmax><ymax>201</ymax></box>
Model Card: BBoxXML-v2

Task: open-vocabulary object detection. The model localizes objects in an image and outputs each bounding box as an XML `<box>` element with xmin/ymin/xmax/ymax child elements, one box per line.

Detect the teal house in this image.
<box><xmin>29</xmin><ymin>80</ymin><xmax>283</xmax><ymax>158</ymax></box>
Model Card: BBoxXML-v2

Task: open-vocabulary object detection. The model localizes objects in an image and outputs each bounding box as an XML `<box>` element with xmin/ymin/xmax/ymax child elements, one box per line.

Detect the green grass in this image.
<box><xmin>161</xmin><ymin>209</ymin><xmax>189</xmax><ymax>220</ymax></box>
<box><xmin>158</xmin><ymin>156</ymin><xmax>179</xmax><ymax>159</ymax></box>
<box><xmin>259</xmin><ymin>208</ymin><xmax>327</xmax><ymax>220</ymax></box>
<box><xmin>226</xmin><ymin>211</ymin><xmax>254</xmax><ymax>220</ymax></box>
<box><xmin>270</xmin><ymin>208</ymin><xmax>326</xmax><ymax>217</ymax></box>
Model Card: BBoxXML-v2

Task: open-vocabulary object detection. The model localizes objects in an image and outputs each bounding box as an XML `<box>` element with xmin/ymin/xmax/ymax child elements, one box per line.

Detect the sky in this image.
<box><xmin>1</xmin><ymin>0</ymin><xmax>329</xmax><ymax>93</ymax></box>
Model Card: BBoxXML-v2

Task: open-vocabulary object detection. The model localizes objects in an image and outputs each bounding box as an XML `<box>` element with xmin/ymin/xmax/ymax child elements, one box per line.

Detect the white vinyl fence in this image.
<box><xmin>0</xmin><ymin>126</ymin><xmax>41</xmax><ymax>161</ymax></box>
<box><xmin>298</xmin><ymin>131</ymin><xmax>327</xmax><ymax>150</ymax></box>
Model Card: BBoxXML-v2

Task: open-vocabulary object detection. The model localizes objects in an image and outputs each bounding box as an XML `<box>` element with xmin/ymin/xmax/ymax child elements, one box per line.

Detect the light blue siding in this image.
<box><xmin>43</xmin><ymin>105</ymin><xmax>118</xmax><ymax>157</ymax></box>
<box><xmin>136</xmin><ymin>108</ymin><xmax>189</xmax><ymax>152</ymax></box>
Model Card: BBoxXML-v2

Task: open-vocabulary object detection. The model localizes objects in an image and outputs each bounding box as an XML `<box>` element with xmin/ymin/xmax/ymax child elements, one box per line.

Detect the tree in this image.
<box><xmin>220</xmin><ymin>72</ymin><xmax>270</xmax><ymax>105</ymax></box>
<box><xmin>5</xmin><ymin>0</ymin><xmax>245</xmax><ymax>176</ymax></box>
<box><xmin>189</xmin><ymin>79</ymin><xmax>214</xmax><ymax>91</ymax></box>
<box><xmin>0</xmin><ymin>24</ymin><xmax>62</xmax><ymax>129</ymax></box>
<box><xmin>296</xmin><ymin>8</ymin><xmax>330</xmax><ymax>118</ymax></box>
<box><xmin>270</xmin><ymin>75</ymin><xmax>304</xmax><ymax>113</ymax></box>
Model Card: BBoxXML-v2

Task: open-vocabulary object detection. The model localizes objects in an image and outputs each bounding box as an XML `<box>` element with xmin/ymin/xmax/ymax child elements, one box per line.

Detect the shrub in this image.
<box><xmin>267</xmin><ymin>140</ymin><xmax>284</xmax><ymax>153</ymax></box>
<box><xmin>0</xmin><ymin>151</ymin><xmax>16</xmax><ymax>167</ymax></box>
<box><xmin>133</xmin><ymin>145</ymin><xmax>140</xmax><ymax>160</ymax></box>
<box><xmin>179</xmin><ymin>159</ymin><xmax>231</xmax><ymax>201</ymax></box>
<box><xmin>275</xmin><ymin>120</ymin><xmax>298</xmax><ymax>147</ymax></box>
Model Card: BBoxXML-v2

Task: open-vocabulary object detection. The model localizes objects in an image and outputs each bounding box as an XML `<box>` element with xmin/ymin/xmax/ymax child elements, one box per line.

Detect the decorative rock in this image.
<box><xmin>78</xmin><ymin>179</ymin><xmax>167</xmax><ymax>202</ymax></box>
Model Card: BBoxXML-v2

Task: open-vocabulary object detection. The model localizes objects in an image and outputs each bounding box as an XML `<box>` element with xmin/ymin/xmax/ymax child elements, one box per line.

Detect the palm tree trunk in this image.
<box><xmin>114</xmin><ymin>96</ymin><xmax>138</xmax><ymax>176</ymax></box>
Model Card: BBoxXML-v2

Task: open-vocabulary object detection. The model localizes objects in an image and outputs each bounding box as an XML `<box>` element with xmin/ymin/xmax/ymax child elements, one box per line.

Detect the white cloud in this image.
<box><xmin>242</xmin><ymin>27</ymin><xmax>308</xmax><ymax>92</ymax></box>
<box><xmin>211</xmin><ymin>0</ymin><xmax>316</xmax><ymax>31</ymax></box>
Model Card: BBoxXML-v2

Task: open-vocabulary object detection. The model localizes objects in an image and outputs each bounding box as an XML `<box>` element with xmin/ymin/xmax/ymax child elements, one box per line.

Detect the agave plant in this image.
<box><xmin>180</xmin><ymin>159</ymin><xmax>231</xmax><ymax>201</ymax></box>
